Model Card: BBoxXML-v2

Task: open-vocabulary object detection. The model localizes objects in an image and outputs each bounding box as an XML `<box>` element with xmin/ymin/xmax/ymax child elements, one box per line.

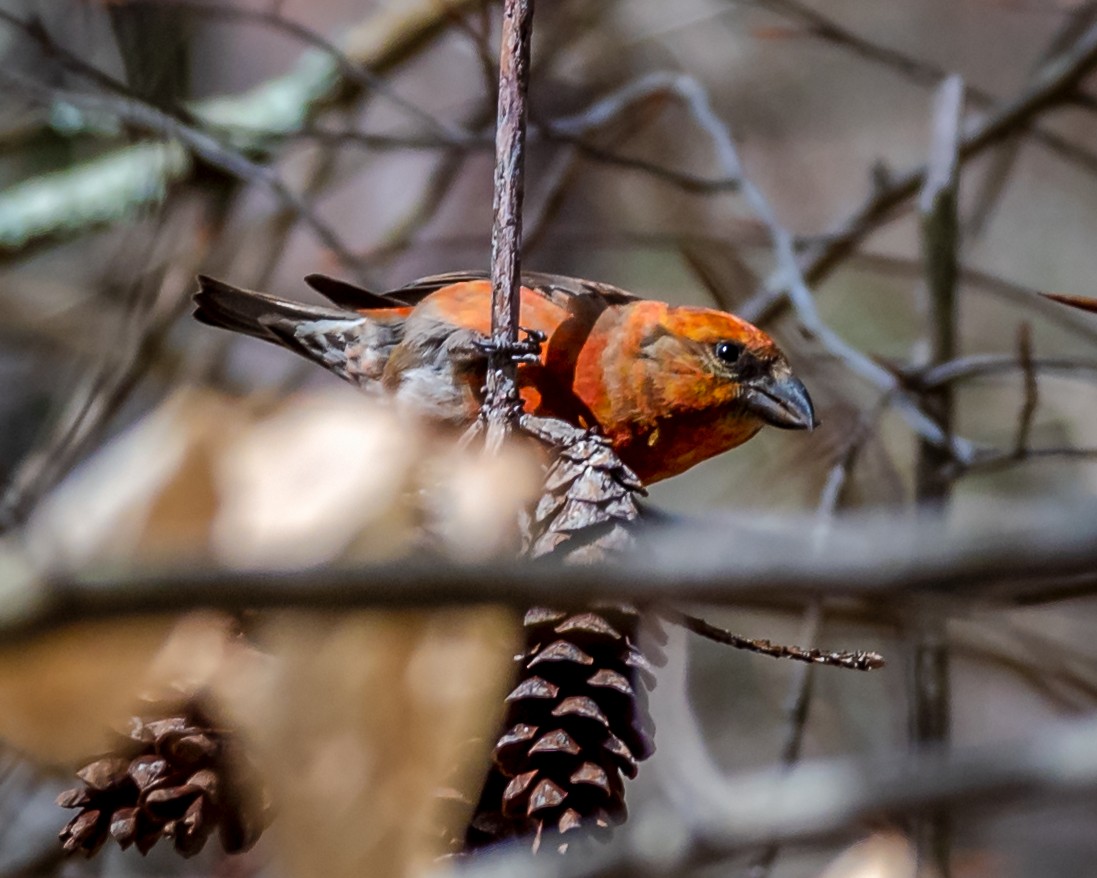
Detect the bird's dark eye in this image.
<box><xmin>714</xmin><ymin>341</ymin><xmax>743</xmax><ymax>364</ymax></box>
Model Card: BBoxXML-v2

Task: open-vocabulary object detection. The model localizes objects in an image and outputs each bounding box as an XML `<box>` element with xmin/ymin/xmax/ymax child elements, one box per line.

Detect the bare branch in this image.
<box><xmin>0</xmin><ymin>0</ymin><xmax>490</xmax><ymax>251</ymax></box>
<box><xmin>911</xmin><ymin>76</ymin><xmax>964</xmax><ymax>878</ymax></box>
<box><xmin>1013</xmin><ymin>323</ymin><xmax>1039</xmax><ymax>457</ymax></box>
<box><xmin>0</xmin><ymin>69</ymin><xmax>363</xmax><ymax>273</ymax></box>
<box><xmin>665</xmin><ymin>609</ymin><xmax>882</xmax><ymax>671</ymax></box>
<box><xmin>961</xmin><ymin>445</ymin><xmax>1097</xmax><ymax>477</ymax></box>
<box><xmin>1042</xmin><ymin>291</ymin><xmax>1097</xmax><ymax>313</ymax></box>
<box><xmin>483</xmin><ymin>0</ymin><xmax>534</xmax><ymax>451</ymax></box>
<box><xmin>743</xmin><ymin>603</ymin><xmax>823</xmax><ymax>878</ymax></box>
<box><xmin>741</xmin><ymin>19</ymin><xmax>1097</xmax><ymax>325</ymax></box>
<box><xmin>0</xmin><ymin>234</ymin><xmax>218</xmax><ymax>533</ymax></box>
<box><xmin>921</xmin><ymin>353</ymin><xmax>1097</xmax><ymax>388</ymax></box>
<box><xmin>108</xmin><ymin>0</ymin><xmax>477</xmax><ymax>146</ymax></box>
<box><xmin>916</xmin><ymin>74</ymin><xmax>963</xmax><ymax>500</ymax></box>
<box><xmin>966</xmin><ymin>2</ymin><xmax>1097</xmax><ymax>236</ymax></box>
<box><xmin>6</xmin><ymin>500</ymin><xmax>1097</xmax><ymax>645</ymax></box>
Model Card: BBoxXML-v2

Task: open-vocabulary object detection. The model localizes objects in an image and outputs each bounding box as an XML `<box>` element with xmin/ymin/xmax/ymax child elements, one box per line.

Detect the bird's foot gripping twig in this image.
<box><xmin>475</xmin><ymin>326</ymin><xmax>547</xmax><ymax>363</ymax></box>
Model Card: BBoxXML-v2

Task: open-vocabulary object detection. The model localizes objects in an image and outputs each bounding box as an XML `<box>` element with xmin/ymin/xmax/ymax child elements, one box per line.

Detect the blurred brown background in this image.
<box><xmin>1</xmin><ymin>1</ymin><xmax>1097</xmax><ymax>876</ymax></box>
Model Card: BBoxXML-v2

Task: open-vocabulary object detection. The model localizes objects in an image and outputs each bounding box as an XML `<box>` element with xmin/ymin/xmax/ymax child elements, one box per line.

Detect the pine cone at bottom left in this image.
<box><xmin>58</xmin><ymin>699</ymin><xmax>270</xmax><ymax>858</ymax></box>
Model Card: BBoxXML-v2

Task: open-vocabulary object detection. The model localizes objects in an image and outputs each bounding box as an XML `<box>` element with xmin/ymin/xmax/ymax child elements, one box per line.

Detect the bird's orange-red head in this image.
<box><xmin>565</xmin><ymin>301</ymin><xmax>814</xmax><ymax>483</ymax></box>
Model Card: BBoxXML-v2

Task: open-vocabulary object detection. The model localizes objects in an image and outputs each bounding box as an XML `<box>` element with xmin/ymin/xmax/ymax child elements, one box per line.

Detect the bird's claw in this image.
<box><xmin>476</xmin><ymin>327</ymin><xmax>546</xmax><ymax>364</ymax></box>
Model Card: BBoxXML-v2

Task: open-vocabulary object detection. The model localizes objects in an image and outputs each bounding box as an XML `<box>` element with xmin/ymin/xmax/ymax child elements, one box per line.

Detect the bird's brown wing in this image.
<box><xmin>389</xmin><ymin>270</ymin><xmax>641</xmax><ymax>310</ymax></box>
<box><xmin>304</xmin><ymin>274</ymin><xmax>412</xmax><ymax>310</ymax></box>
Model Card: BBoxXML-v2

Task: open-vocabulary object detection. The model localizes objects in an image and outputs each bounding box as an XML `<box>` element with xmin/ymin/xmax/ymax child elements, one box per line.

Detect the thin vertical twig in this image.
<box><xmin>484</xmin><ymin>0</ymin><xmax>534</xmax><ymax>453</ymax></box>
<box><xmin>912</xmin><ymin>74</ymin><xmax>964</xmax><ymax>878</ymax></box>
<box><xmin>745</xmin><ymin>448</ymin><xmax>866</xmax><ymax>878</ymax></box>
<box><xmin>917</xmin><ymin>75</ymin><xmax>963</xmax><ymax>501</ymax></box>
<box><xmin>742</xmin><ymin>603</ymin><xmax>823</xmax><ymax>878</ymax></box>
<box><xmin>1013</xmin><ymin>322</ymin><xmax>1039</xmax><ymax>458</ymax></box>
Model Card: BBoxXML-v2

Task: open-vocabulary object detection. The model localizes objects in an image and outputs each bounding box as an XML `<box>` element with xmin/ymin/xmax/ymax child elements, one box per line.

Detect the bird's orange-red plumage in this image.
<box><xmin>193</xmin><ymin>272</ymin><xmax>814</xmax><ymax>483</ymax></box>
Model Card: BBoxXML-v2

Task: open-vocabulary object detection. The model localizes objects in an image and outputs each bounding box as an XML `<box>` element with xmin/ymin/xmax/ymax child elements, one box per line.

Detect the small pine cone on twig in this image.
<box><xmin>58</xmin><ymin>698</ymin><xmax>270</xmax><ymax>859</ymax></box>
<box><xmin>466</xmin><ymin>418</ymin><xmax>665</xmax><ymax>852</ymax></box>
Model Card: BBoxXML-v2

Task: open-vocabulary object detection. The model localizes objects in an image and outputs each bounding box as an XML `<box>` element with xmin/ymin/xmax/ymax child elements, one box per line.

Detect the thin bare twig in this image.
<box><xmin>483</xmin><ymin>0</ymin><xmax>534</xmax><ymax>452</ymax></box>
<box><xmin>739</xmin><ymin>0</ymin><xmax>1097</xmax><ymax>186</ymax></box>
<box><xmin>916</xmin><ymin>74</ymin><xmax>963</xmax><ymax>501</ymax></box>
<box><xmin>920</xmin><ymin>353</ymin><xmax>1097</xmax><ymax>388</ymax></box>
<box><xmin>1042</xmin><ymin>291</ymin><xmax>1097</xmax><ymax>313</ymax></box>
<box><xmin>456</xmin><ymin>713</ymin><xmax>1097</xmax><ymax>878</ymax></box>
<box><xmin>966</xmin><ymin>1</ymin><xmax>1097</xmax><ymax>237</ymax></box>
<box><xmin>911</xmin><ymin>74</ymin><xmax>964</xmax><ymax>878</ymax></box>
<box><xmin>1013</xmin><ymin>323</ymin><xmax>1039</xmax><ymax>457</ymax></box>
<box><xmin>524</xmin><ymin>97</ymin><xmax>662</xmax><ymax>256</ymax></box>
<box><xmin>0</xmin><ymin>219</ymin><xmax>222</xmax><ymax>533</ymax></box>
<box><xmin>663</xmin><ymin>611</ymin><xmax>883</xmax><ymax>671</ymax></box>
<box><xmin>741</xmin><ymin>603</ymin><xmax>823</xmax><ymax>878</ymax></box>
<box><xmin>445</xmin><ymin>1</ymin><xmax>499</xmax><ymax>102</ymax></box>
<box><xmin>814</xmin><ymin>393</ymin><xmax>899</xmax><ymax>519</ymax></box>
<box><xmin>109</xmin><ymin>0</ymin><xmax>477</xmax><ymax>146</ymax></box>
<box><xmin>0</xmin><ymin>0</ymin><xmax>490</xmax><ymax>251</ymax></box>
<box><xmin>961</xmin><ymin>445</ymin><xmax>1097</xmax><ymax>476</ymax></box>
<box><xmin>363</xmin><ymin>112</ymin><xmax>496</xmax><ymax>265</ymax></box>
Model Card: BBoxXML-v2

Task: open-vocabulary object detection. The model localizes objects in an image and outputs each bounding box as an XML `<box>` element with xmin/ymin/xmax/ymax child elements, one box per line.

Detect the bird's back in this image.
<box><xmin>193</xmin><ymin>272</ymin><xmax>624</xmax><ymax>420</ymax></box>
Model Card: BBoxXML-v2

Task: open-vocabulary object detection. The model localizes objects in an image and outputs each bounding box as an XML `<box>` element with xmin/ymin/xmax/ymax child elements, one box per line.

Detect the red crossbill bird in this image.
<box><xmin>193</xmin><ymin>271</ymin><xmax>815</xmax><ymax>484</ymax></box>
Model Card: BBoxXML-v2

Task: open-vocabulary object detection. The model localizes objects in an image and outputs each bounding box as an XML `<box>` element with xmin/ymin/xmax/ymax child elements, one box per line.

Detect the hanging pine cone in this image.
<box><xmin>58</xmin><ymin>698</ymin><xmax>270</xmax><ymax>858</ymax></box>
<box><xmin>465</xmin><ymin>417</ymin><xmax>664</xmax><ymax>853</ymax></box>
<box><xmin>466</xmin><ymin>605</ymin><xmax>665</xmax><ymax>852</ymax></box>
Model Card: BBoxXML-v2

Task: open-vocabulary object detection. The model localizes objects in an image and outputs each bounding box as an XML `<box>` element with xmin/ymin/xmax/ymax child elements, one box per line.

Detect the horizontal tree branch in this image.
<box><xmin>5</xmin><ymin>498</ymin><xmax>1097</xmax><ymax>643</ymax></box>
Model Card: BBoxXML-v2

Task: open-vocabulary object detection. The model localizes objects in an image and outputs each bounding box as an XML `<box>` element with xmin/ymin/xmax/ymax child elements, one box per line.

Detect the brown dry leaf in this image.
<box><xmin>0</xmin><ymin>617</ymin><xmax>177</xmax><ymax>766</ymax></box>
<box><xmin>0</xmin><ymin>610</ymin><xmax>270</xmax><ymax>768</ymax></box>
<box><xmin>234</xmin><ymin>609</ymin><xmax>519</xmax><ymax>878</ymax></box>
<box><xmin>25</xmin><ymin>385</ymin><xmax>542</xmax><ymax>570</ymax></box>
<box><xmin>24</xmin><ymin>388</ymin><xmax>247</xmax><ymax>568</ymax></box>
<box><xmin>211</xmin><ymin>391</ymin><xmax>423</xmax><ymax>568</ymax></box>
<box><xmin>423</xmin><ymin>441</ymin><xmax>542</xmax><ymax>562</ymax></box>
<box><xmin>814</xmin><ymin>833</ymin><xmax>917</xmax><ymax>878</ymax></box>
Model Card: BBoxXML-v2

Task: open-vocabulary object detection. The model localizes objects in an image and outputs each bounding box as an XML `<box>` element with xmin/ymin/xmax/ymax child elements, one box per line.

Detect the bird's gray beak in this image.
<box><xmin>741</xmin><ymin>369</ymin><xmax>816</xmax><ymax>431</ymax></box>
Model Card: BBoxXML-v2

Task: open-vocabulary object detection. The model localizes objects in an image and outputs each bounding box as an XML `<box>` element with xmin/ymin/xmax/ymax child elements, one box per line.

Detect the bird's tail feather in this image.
<box><xmin>193</xmin><ymin>275</ymin><xmax>407</xmax><ymax>386</ymax></box>
<box><xmin>193</xmin><ymin>275</ymin><xmax>353</xmax><ymax>342</ymax></box>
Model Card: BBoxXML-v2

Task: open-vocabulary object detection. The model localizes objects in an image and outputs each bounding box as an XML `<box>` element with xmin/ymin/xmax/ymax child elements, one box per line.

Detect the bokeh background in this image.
<box><xmin>1</xmin><ymin>1</ymin><xmax>1096</xmax><ymax>876</ymax></box>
